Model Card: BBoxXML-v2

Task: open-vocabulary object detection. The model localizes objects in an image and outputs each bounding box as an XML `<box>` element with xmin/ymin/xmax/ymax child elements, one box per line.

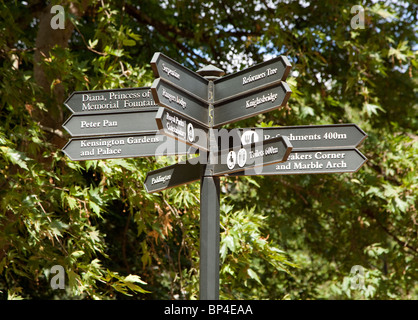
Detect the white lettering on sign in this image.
<box><xmin>166</xmin><ymin>112</ymin><xmax>185</xmax><ymax>127</ymax></box>
<box><xmin>80</xmin><ymin>138</ymin><xmax>125</xmax><ymax>148</ymax></box>
<box><xmin>245</xmin><ymin>93</ymin><xmax>278</xmax><ymax>109</ymax></box>
<box><xmin>80</xmin><ymin>120</ymin><xmax>100</xmax><ymax>129</ymax></box>
<box><xmin>165</xmin><ymin>112</ymin><xmax>187</xmax><ymax>138</ymax></box>
<box><xmin>123</xmin><ymin>99</ymin><xmax>157</xmax><ymax>109</ymax></box>
<box><xmin>82</xmin><ymin>94</ymin><xmax>106</xmax><ymax>102</ymax></box>
<box><xmin>126</xmin><ymin>136</ymin><xmax>160</xmax><ymax>144</ymax></box>
<box><xmin>167</xmin><ymin>123</ymin><xmax>186</xmax><ymax>139</ymax></box>
<box><xmin>78</xmin><ymin>90</ymin><xmax>156</xmax><ymax>112</ymax></box>
<box><xmin>151</xmin><ymin>175</ymin><xmax>172</xmax><ymax>185</ymax></box>
<box><xmin>249</xmin><ymin>145</ymin><xmax>279</xmax><ymax>159</ymax></box>
<box><xmin>242</xmin><ymin>67</ymin><xmax>278</xmax><ymax>85</ymax></box>
<box><xmin>243</xmin><ymin>72</ymin><xmax>266</xmax><ymax>85</ymax></box>
<box><xmin>264</xmin><ymin>145</ymin><xmax>278</xmax><ymax>155</ymax></box>
<box><xmin>77</xmin><ymin>136</ymin><xmax>160</xmax><ymax>158</ymax></box>
<box><xmin>314</xmin><ymin>152</ymin><xmax>346</xmax><ymax>160</ymax></box>
<box><xmin>275</xmin><ymin>151</ymin><xmax>349</xmax><ymax>171</ymax></box>
<box><xmin>97</xmin><ymin>148</ymin><xmax>122</xmax><ymax>155</ymax></box>
<box><xmin>109</xmin><ymin>92</ymin><xmax>141</xmax><ymax>100</ymax></box>
<box><xmin>162</xmin><ymin>63</ymin><xmax>180</xmax><ymax>80</ymax></box>
<box><xmin>82</xmin><ymin>101</ymin><xmax>119</xmax><ymax>111</ymax></box>
<box><xmin>293</xmin><ymin>161</ymin><xmax>323</xmax><ymax>170</ymax></box>
<box><xmin>80</xmin><ymin>119</ymin><xmax>118</xmax><ymax>129</ymax></box>
<box><xmin>288</xmin><ymin>153</ymin><xmax>312</xmax><ymax>160</ymax></box>
<box><xmin>288</xmin><ymin>133</ymin><xmax>322</xmax><ymax>141</ymax></box>
<box><xmin>268</xmin><ymin>131</ymin><xmax>349</xmax><ymax>142</ymax></box>
<box><xmin>326</xmin><ymin>160</ymin><xmax>347</xmax><ymax>168</ymax></box>
<box><xmin>162</xmin><ymin>89</ymin><xmax>187</xmax><ymax>109</ymax></box>
<box><xmin>102</xmin><ymin>120</ymin><xmax>117</xmax><ymax>127</ymax></box>
<box><xmin>80</xmin><ymin>149</ymin><xmax>95</xmax><ymax>157</ymax></box>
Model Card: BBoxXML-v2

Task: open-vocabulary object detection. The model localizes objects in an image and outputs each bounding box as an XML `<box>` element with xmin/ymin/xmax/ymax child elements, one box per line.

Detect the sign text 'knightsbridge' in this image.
<box><xmin>62</xmin><ymin>52</ymin><xmax>367</xmax><ymax>300</ymax></box>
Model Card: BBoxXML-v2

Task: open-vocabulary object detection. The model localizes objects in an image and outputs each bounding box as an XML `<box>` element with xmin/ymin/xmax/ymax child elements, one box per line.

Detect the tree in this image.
<box><xmin>0</xmin><ymin>0</ymin><xmax>416</xmax><ymax>299</ymax></box>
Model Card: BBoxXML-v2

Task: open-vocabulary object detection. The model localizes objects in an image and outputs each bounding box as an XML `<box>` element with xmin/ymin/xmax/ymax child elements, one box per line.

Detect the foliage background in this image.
<box><xmin>0</xmin><ymin>0</ymin><xmax>416</xmax><ymax>300</ymax></box>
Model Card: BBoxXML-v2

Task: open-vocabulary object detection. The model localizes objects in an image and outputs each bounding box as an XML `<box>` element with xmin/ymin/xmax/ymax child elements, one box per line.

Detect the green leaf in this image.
<box><xmin>49</xmin><ymin>220</ymin><xmax>69</xmax><ymax>237</ymax></box>
<box><xmin>0</xmin><ymin>146</ymin><xmax>29</xmax><ymax>170</ymax></box>
<box><xmin>363</xmin><ymin>103</ymin><xmax>385</xmax><ymax>117</ymax></box>
<box><xmin>224</xmin><ymin>235</ymin><xmax>236</xmax><ymax>253</ymax></box>
<box><xmin>122</xmin><ymin>39</ymin><xmax>136</xmax><ymax>46</ymax></box>
<box><xmin>124</xmin><ymin>274</ymin><xmax>147</xmax><ymax>285</ymax></box>
<box><xmin>247</xmin><ymin>268</ymin><xmax>262</xmax><ymax>285</ymax></box>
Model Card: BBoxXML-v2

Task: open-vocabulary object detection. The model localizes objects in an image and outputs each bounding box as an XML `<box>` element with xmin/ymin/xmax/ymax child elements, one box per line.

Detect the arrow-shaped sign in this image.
<box><xmin>226</xmin><ymin>124</ymin><xmax>367</xmax><ymax>150</ymax></box>
<box><xmin>64</xmin><ymin>87</ymin><xmax>157</xmax><ymax>115</ymax></box>
<box><xmin>213</xmin><ymin>55</ymin><xmax>292</xmax><ymax>103</ymax></box>
<box><xmin>230</xmin><ymin>148</ymin><xmax>367</xmax><ymax>176</ymax></box>
<box><xmin>212</xmin><ymin>135</ymin><xmax>293</xmax><ymax>176</ymax></box>
<box><xmin>62</xmin><ymin>133</ymin><xmax>197</xmax><ymax>161</ymax></box>
<box><xmin>151</xmin><ymin>78</ymin><xmax>209</xmax><ymax>127</ymax></box>
<box><xmin>151</xmin><ymin>52</ymin><xmax>209</xmax><ymax>102</ymax></box>
<box><xmin>144</xmin><ymin>156</ymin><xmax>203</xmax><ymax>193</ymax></box>
<box><xmin>155</xmin><ymin>107</ymin><xmax>209</xmax><ymax>151</ymax></box>
<box><xmin>63</xmin><ymin>109</ymin><xmax>159</xmax><ymax>137</ymax></box>
<box><xmin>213</xmin><ymin>82</ymin><xmax>292</xmax><ymax>127</ymax></box>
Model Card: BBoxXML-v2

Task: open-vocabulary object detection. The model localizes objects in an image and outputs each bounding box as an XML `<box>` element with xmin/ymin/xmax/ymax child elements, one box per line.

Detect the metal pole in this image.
<box><xmin>199</xmin><ymin>171</ymin><xmax>220</xmax><ymax>300</ymax></box>
<box><xmin>196</xmin><ymin>65</ymin><xmax>225</xmax><ymax>300</ymax></box>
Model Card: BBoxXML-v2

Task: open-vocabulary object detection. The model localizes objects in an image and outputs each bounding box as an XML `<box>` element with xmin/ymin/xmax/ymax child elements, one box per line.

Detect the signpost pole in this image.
<box><xmin>197</xmin><ymin>65</ymin><xmax>224</xmax><ymax>300</ymax></box>
<box><xmin>199</xmin><ymin>170</ymin><xmax>220</xmax><ymax>300</ymax></box>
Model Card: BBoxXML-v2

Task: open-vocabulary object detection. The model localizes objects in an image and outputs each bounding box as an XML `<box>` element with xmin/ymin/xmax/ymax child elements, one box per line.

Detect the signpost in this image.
<box><xmin>227</xmin><ymin>124</ymin><xmax>368</xmax><ymax>150</ymax></box>
<box><xmin>231</xmin><ymin>148</ymin><xmax>367</xmax><ymax>176</ymax></box>
<box><xmin>151</xmin><ymin>78</ymin><xmax>209</xmax><ymax>127</ymax></box>
<box><xmin>62</xmin><ymin>109</ymin><xmax>159</xmax><ymax>137</ymax></box>
<box><xmin>155</xmin><ymin>107</ymin><xmax>209</xmax><ymax>151</ymax></box>
<box><xmin>62</xmin><ymin>52</ymin><xmax>368</xmax><ymax>301</ymax></box>
<box><xmin>62</xmin><ymin>86</ymin><xmax>197</xmax><ymax>161</ymax></box>
<box><xmin>62</xmin><ymin>133</ymin><xmax>196</xmax><ymax>161</ymax></box>
<box><xmin>213</xmin><ymin>82</ymin><xmax>292</xmax><ymax>127</ymax></box>
<box><xmin>64</xmin><ymin>87</ymin><xmax>157</xmax><ymax>115</ymax></box>
<box><xmin>144</xmin><ymin>156</ymin><xmax>202</xmax><ymax>193</ymax></box>
<box><xmin>213</xmin><ymin>55</ymin><xmax>292</xmax><ymax>102</ymax></box>
<box><xmin>151</xmin><ymin>52</ymin><xmax>209</xmax><ymax>101</ymax></box>
<box><xmin>212</xmin><ymin>135</ymin><xmax>293</xmax><ymax>176</ymax></box>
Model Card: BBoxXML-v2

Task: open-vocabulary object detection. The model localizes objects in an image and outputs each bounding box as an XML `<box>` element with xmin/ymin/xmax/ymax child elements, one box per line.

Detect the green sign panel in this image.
<box><xmin>213</xmin><ymin>55</ymin><xmax>291</xmax><ymax>102</ymax></box>
<box><xmin>63</xmin><ymin>109</ymin><xmax>159</xmax><ymax>137</ymax></box>
<box><xmin>227</xmin><ymin>124</ymin><xmax>367</xmax><ymax>150</ymax></box>
<box><xmin>151</xmin><ymin>52</ymin><xmax>209</xmax><ymax>101</ymax></box>
<box><xmin>230</xmin><ymin>148</ymin><xmax>367</xmax><ymax>176</ymax></box>
<box><xmin>62</xmin><ymin>134</ymin><xmax>197</xmax><ymax>161</ymax></box>
<box><xmin>151</xmin><ymin>78</ymin><xmax>209</xmax><ymax>127</ymax></box>
<box><xmin>144</xmin><ymin>156</ymin><xmax>203</xmax><ymax>193</ymax></box>
<box><xmin>64</xmin><ymin>87</ymin><xmax>157</xmax><ymax>115</ymax></box>
<box><xmin>155</xmin><ymin>107</ymin><xmax>209</xmax><ymax>151</ymax></box>
<box><xmin>213</xmin><ymin>82</ymin><xmax>292</xmax><ymax>127</ymax></box>
<box><xmin>212</xmin><ymin>135</ymin><xmax>293</xmax><ymax>176</ymax></box>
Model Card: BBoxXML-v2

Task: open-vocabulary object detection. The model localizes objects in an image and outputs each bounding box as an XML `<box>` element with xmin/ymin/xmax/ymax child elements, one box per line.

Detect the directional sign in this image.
<box><xmin>155</xmin><ymin>107</ymin><xmax>209</xmax><ymax>151</ymax></box>
<box><xmin>144</xmin><ymin>156</ymin><xmax>203</xmax><ymax>193</ymax></box>
<box><xmin>151</xmin><ymin>78</ymin><xmax>209</xmax><ymax>127</ymax></box>
<box><xmin>213</xmin><ymin>82</ymin><xmax>292</xmax><ymax>127</ymax></box>
<box><xmin>212</xmin><ymin>135</ymin><xmax>293</xmax><ymax>176</ymax></box>
<box><xmin>230</xmin><ymin>148</ymin><xmax>367</xmax><ymax>176</ymax></box>
<box><xmin>226</xmin><ymin>124</ymin><xmax>367</xmax><ymax>150</ymax></box>
<box><xmin>62</xmin><ymin>134</ymin><xmax>197</xmax><ymax>161</ymax></box>
<box><xmin>64</xmin><ymin>87</ymin><xmax>157</xmax><ymax>115</ymax></box>
<box><xmin>63</xmin><ymin>109</ymin><xmax>159</xmax><ymax>137</ymax></box>
<box><xmin>214</xmin><ymin>55</ymin><xmax>292</xmax><ymax>103</ymax></box>
<box><xmin>151</xmin><ymin>52</ymin><xmax>209</xmax><ymax>101</ymax></box>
